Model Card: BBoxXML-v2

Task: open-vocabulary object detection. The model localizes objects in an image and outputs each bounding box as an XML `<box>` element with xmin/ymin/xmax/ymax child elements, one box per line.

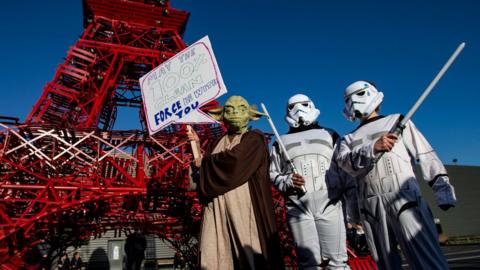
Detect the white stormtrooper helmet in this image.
<box><xmin>343</xmin><ymin>81</ymin><xmax>384</xmax><ymax>121</ymax></box>
<box><xmin>285</xmin><ymin>94</ymin><xmax>320</xmax><ymax>128</ymax></box>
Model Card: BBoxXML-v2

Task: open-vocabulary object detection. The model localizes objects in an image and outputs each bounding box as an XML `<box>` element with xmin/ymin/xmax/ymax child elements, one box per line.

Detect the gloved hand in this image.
<box><xmin>292</xmin><ymin>173</ymin><xmax>305</xmax><ymax>188</ymax></box>
<box><xmin>374</xmin><ymin>133</ymin><xmax>398</xmax><ymax>154</ymax></box>
<box><xmin>291</xmin><ymin>173</ymin><xmax>306</xmax><ymax>196</ymax></box>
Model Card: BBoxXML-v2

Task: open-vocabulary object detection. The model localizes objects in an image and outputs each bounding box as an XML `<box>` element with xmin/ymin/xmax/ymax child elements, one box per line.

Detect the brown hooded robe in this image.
<box><xmin>198</xmin><ymin>129</ymin><xmax>284</xmax><ymax>270</ymax></box>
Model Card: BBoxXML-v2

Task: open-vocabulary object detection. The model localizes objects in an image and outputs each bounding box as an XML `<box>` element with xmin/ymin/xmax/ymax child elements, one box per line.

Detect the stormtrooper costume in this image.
<box><xmin>270</xmin><ymin>94</ymin><xmax>352</xmax><ymax>270</ymax></box>
<box><xmin>335</xmin><ymin>81</ymin><xmax>456</xmax><ymax>270</ymax></box>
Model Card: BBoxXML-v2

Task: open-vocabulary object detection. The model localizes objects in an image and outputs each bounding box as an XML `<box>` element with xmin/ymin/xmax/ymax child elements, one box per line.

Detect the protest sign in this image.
<box><xmin>140</xmin><ymin>36</ymin><xmax>227</xmax><ymax>135</ymax></box>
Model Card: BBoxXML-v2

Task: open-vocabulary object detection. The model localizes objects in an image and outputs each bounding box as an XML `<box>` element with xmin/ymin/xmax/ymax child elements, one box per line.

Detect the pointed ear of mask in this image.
<box><xmin>249</xmin><ymin>105</ymin><xmax>266</xmax><ymax>121</ymax></box>
<box><xmin>207</xmin><ymin>107</ymin><xmax>224</xmax><ymax>121</ymax></box>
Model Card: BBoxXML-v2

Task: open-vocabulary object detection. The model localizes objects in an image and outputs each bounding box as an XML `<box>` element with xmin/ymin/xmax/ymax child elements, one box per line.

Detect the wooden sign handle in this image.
<box><xmin>187</xmin><ymin>125</ymin><xmax>201</xmax><ymax>160</ymax></box>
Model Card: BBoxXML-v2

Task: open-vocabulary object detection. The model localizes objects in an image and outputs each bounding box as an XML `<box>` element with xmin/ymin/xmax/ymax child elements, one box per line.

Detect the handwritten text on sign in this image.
<box><xmin>140</xmin><ymin>36</ymin><xmax>227</xmax><ymax>134</ymax></box>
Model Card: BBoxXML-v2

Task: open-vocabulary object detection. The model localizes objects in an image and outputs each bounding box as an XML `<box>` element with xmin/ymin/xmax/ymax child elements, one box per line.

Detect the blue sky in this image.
<box><xmin>0</xmin><ymin>1</ymin><xmax>479</xmax><ymax>165</ymax></box>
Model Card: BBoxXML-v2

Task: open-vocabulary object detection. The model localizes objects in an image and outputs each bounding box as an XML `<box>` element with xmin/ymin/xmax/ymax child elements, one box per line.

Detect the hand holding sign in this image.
<box><xmin>140</xmin><ymin>36</ymin><xmax>228</xmax><ymax>135</ymax></box>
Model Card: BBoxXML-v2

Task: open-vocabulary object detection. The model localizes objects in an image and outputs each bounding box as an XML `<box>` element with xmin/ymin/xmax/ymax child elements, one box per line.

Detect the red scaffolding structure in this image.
<box><xmin>0</xmin><ymin>1</ymin><xmax>219</xmax><ymax>268</ymax></box>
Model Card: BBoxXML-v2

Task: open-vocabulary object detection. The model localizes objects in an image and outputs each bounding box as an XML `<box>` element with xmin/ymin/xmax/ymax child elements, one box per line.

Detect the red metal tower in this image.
<box><xmin>0</xmin><ymin>1</ymin><xmax>223</xmax><ymax>268</ymax></box>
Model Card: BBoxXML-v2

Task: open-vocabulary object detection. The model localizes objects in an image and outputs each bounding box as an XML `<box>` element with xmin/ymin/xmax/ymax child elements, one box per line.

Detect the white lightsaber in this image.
<box><xmin>399</xmin><ymin>42</ymin><xmax>465</xmax><ymax>131</ymax></box>
<box><xmin>376</xmin><ymin>42</ymin><xmax>465</xmax><ymax>161</ymax></box>
<box><xmin>261</xmin><ymin>103</ymin><xmax>306</xmax><ymax>194</ymax></box>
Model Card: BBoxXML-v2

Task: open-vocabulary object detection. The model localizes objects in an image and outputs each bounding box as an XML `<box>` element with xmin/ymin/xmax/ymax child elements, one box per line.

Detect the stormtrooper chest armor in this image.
<box><xmin>280</xmin><ymin>129</ymin><xmax>334</xmax><ymax>192</ymax></box>
<box><xmin>345</xmin><ymin>114</ymin><xmax>416</xmax><ymax>196</ymax></box>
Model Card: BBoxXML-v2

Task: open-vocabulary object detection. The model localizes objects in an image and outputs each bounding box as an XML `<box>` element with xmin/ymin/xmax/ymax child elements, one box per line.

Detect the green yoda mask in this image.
<box><xmin>207</xmin><ymin>96</ymin><xmax>264</xmax><ymax>134</ymax></box>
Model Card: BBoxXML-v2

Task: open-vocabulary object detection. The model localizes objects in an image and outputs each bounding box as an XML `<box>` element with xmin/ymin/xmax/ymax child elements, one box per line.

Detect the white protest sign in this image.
<box><xmin>140</xmin><ymin>36</ymin><xmax>227</xmax><ymax>135</ymax></box>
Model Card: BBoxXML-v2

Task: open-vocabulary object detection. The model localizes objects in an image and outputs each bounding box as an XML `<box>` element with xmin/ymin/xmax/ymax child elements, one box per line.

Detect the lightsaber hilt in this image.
<box><xmin>261</xmin><ymin>103</ymin><xmax>306</xmax><ymax>194</ymax></box>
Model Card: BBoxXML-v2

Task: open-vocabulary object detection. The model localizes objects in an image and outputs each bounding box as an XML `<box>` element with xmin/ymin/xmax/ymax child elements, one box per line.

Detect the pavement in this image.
<box><xmin>401</xmin><ymin>244</ymin><xmax>480</xmax><ymax>269</ymax></box>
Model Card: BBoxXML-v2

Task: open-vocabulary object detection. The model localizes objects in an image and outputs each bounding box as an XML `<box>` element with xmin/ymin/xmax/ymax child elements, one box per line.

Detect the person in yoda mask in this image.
<box><xmin>188</xmin><ymin>95</ymin><xmax>284</xmax><ymax>270</ymax></box>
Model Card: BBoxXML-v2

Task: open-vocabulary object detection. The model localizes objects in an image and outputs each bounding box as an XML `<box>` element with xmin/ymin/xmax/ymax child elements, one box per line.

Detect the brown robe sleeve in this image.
<box><xmin>199</xmin><ymin>129</ymin><xmax>285</xmax><ymax>269</ymax></box>
<box><xmin>198</xmin><ymin>130</ymin><xmax>265</xmax><ymax>199</ymax></box>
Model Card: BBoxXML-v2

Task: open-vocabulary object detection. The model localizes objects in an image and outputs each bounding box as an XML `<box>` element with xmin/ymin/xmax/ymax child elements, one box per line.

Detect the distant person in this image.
<box><xmin>124</xmin><ymin>231</ymin><xmax>146</xmax><ymax>270</ymax></box>
<box><xmin>334</xmin><ymin>81</ymin><xmax>456</xmax><ymax>269</ymax></box>
<box><xmin>57</xmin><ymin>253</ymin><xmax>71</xmax><ymax>270</ymax></box>
<box><xmin>87</xmin><ymin>248</ymin><xmax>110</xmax><ymax>270</ymax></box>
<box><xmin>70</xmin><ymin>252</ymin><xmax>82</xmax><ymax>270</ymax></box>
<box><xmin>346</xmin><ymin>223</ymin><xmax>357</xmax><ymax>250</ymax></box>
<box><xmin>173</xmin><ymin>251</ymin><xmax>185</xmax><ymax>270</ymax></box>
<box><xmin>346</xmin><ymin>223</ymin><xmax>369</xmax><ymax>256</ymax></box>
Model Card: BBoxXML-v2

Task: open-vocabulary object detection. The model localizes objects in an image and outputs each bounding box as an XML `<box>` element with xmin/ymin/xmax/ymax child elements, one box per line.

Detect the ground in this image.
<box><xmin>401</xmin><ymin>244</ymin><xmax>480</xmax><ymax>269</ymax></box>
